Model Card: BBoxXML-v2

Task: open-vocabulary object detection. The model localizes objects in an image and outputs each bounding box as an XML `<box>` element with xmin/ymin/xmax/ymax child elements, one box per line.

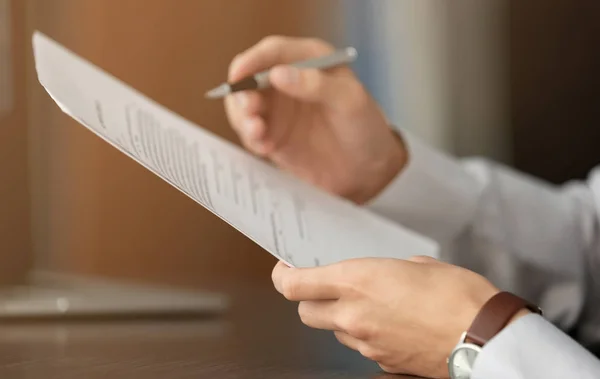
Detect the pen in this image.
<box><xmin>204</xmin><ymin>47</ymin><xmax>358</xmax><ymax>99</ymax></box>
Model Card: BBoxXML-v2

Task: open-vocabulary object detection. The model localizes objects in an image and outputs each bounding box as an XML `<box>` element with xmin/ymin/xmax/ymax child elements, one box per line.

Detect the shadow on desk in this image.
<box><xmin>0</xmin><ymin>282</ymin><xmax>420</xmax><ymax>379</ymax></box>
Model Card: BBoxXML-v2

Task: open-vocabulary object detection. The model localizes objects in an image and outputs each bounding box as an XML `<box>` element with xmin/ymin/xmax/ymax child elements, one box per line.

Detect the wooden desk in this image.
<box><xmin>0</xmin><ymin>283</ymin><xmax>413</xmax><ymax>378</ymax></box>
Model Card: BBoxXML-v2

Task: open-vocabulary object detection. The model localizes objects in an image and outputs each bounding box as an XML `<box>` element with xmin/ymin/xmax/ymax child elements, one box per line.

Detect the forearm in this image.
<box><xmin>368</xmin><ymin>128</ymin><xmax>598</xmax><ymax>274</ymax></box>
<box><xmin>366</xmin><ymin>128</ymin><xmax>600</xmax><ymax>334</ymax></box>
<box><xmin>473</xmin><ymin>314</ymin><xmax>600</xmax><ymax>379</ymax></box>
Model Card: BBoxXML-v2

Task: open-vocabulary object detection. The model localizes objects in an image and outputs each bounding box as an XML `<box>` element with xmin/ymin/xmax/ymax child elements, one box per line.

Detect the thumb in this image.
<box><xmin>269</xmin><ymin>65</ymin><xmax>356</xmax><ymax>110</ymax></box>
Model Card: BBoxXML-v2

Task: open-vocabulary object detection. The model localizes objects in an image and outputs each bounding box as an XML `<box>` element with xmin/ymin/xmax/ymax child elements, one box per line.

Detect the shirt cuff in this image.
<box><xmin>365</xmin><ymin>128</ymin><xmax>483</xmax><ymax>244</ymax></box>
<box><xmin>473</xmin><ymin>314</ymin><xmax>600</xmax><ymax>379</ymax></box>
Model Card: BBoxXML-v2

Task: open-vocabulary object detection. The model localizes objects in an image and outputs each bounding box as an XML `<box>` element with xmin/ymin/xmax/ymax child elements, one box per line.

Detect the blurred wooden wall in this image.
<box><xmin>510</xmin><ymin>0</ymin><xmax>600</xmax><ymax>183</ymax></box>
<box><xmin>24</xmin><ymin>0</ymin><xmax>341</xmax><ymax>289</ymax></box>
<box><xmin>0</xmin><ymin>0</ymin><xmax>32</xmax><ymax>285</ymax></box>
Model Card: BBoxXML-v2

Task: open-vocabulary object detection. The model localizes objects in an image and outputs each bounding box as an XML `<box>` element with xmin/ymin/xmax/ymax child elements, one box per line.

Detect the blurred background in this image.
<box><xmin>0</xmin><ymin>0</ymin><xmax>599</xmax><ymax>303</ymax></box>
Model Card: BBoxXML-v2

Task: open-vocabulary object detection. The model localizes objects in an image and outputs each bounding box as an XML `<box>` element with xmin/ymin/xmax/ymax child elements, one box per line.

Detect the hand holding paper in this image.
<box><xmin>32</xmin><ymin>31</ymin><xmax>438</xmax><ymax>268</ymax></box>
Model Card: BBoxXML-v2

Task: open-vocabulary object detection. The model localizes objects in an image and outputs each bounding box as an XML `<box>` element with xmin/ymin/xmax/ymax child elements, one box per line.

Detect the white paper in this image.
<box><xmin>32</xmin><ymin>31</ymin><xmax>438</xmax><ymax>268</ymax></box>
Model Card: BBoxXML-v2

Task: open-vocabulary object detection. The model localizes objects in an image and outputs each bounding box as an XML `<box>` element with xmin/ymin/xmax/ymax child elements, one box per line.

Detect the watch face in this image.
<box><xmin>448</xmin><ymin>343</ymin><xmax>481</xmax><ymax>379</ymax></box>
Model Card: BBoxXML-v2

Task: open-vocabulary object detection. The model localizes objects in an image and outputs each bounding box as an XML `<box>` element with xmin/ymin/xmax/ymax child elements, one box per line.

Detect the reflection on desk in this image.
<box><xmin>0</xmin><ymin>283</ymin><xmax>419</xmax><ymax>378</ymax></box>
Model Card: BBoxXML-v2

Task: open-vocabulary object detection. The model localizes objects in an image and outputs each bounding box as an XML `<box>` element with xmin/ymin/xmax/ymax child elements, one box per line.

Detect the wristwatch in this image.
<box><xmin>447</xmin><ymin>291</ymin><xmax>543</xmax><ymax>379</ymax></box>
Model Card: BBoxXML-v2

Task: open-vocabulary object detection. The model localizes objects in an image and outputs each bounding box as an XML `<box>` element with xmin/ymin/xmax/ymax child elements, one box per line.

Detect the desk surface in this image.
<box><xmin>0</xmin><ymin>283</ymin><xmax>416</xmax><ymax>379</ymax></box>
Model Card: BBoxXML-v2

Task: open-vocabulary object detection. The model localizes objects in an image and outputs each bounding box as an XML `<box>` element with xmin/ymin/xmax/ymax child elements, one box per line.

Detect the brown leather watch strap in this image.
<box><xmin>465</xmin><ymin>291</ymin><xmax>542</xmax><ymax>347</ymax></box>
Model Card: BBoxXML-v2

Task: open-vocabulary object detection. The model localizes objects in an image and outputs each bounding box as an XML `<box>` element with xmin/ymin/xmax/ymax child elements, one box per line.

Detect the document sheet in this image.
<box><xmin>32</xmin><ymin>31</ymin><xmax>438</xmax><ymax>268</ymax></box>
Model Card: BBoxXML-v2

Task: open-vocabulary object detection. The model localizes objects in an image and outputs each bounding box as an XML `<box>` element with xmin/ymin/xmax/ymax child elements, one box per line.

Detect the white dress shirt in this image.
<box><xmin>366</xmin><ymin>129</ymin><xmax>600</xmax><ymax>378</ymax></box>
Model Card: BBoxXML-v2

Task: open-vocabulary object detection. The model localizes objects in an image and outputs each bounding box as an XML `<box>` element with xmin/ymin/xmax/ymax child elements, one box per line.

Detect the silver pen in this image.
<box><xmin>204</xmin><ymin>47</ymin><xmax>358</xmax><ymax>99</ymax></box>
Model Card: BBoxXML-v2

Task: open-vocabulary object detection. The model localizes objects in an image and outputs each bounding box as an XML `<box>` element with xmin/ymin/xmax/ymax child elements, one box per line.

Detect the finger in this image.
<box><xmin>225</xmin><ymin>113</ymin><xmax>268</xmax><ymax>156</ymax></box>
<box><xmin>241</xmin><ymin>116</ymin><xmax>269</xmax><ymax>155</ymax></box>
<box><xmin>224</xmin><ymin>90</ymin><xmax>267</xmax><ymax>139</ymax></box>
<box><xmin>230</xmin><ymin>90</ymin><xmax>266</xmax><ymax>117</ymax></box>
<box><xmin>229</xmin><ymin>36</ymin><xmax>334</xmax><ymax>82</ymax></box>
<box><xmin>271</xmin><ymin>261</ymin><xmax>293</xmax><ymax>295</ymax></box>
<box><xmin>226</xmin><ymin>105</ymin><xmax>267</xmax><ymax>144</ymax></box>
<box><xmin>297</xmin><ymin>300</ymin><xmax>338</xmax><ymax>330</ymax></box>
<box><xmin>271</xmin><ymin>262</ymin><xmax>340</xmax><ymax>301</ymax></box>
<box><xmin>408</xmin><ymin>255</ymin><xmax>439</xmax><ymax>264</ymax></box>
<box><xmin>269</xmin><ymin>65</ymin><xmax>364</xmax><ymax>111</ymax></box>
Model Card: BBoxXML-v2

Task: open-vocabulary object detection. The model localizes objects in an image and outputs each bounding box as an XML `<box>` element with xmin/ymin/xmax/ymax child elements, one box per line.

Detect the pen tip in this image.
<box><xmin>346</xmin><ymin>47</ymin><xmax>358</xmax><ymax>59</ymax></box>
<box><xmin>204</xmin><ymin>84</ymin><xmax>230</xmax><ymax>99</ymax></box>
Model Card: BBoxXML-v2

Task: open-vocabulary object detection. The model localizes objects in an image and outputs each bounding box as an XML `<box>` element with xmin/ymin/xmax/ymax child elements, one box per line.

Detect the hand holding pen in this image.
<box><xmin>219</xmin><ymin>36</ymin><xmax>404</xmax><ymax>205</ymax></box>
<box><xmin>205</xmin><ymin>46</ymin><xmax>358</xmax><ymax>98</ymax></box>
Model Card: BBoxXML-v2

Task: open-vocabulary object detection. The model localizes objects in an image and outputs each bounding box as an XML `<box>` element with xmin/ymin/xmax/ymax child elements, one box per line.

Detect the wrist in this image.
<box><xmin>508</xmin><ymin>308</ymin><xmax>531</xmax><ymax>325</ymax></box>
<box><xmin>351</xmin><ymin>129</ymin><xmax>407</xmax><ymax>204</ymax></box>
<box><xmin>448</xmin><ymin>291</ymin><xmax>542</xmax><ymax>379</ymax></box>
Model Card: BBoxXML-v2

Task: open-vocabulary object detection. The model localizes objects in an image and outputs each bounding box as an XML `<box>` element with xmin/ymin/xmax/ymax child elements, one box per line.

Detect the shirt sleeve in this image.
<box><xmin>366</xmin><ymin>128</ymin><xmax>484</xmax><ymax>245</ymax></box>
<box><xmin>365</xmin><ymin>128</ymin><xmax>600</xmax><ymax>343</ymax></box>
<box><xmin>472</xmin><ymin>314</ymin><xmax>600</xmax><ymax>379</ymax></box>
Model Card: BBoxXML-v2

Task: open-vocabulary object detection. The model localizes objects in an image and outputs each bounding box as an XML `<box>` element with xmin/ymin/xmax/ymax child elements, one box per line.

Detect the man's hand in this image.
<box><xmin>224</xmin><ymin>36</ymin><xmax>406</xmax><ymax>204</ymax></box>
<box><xmin>271</xmin><ymin>257</ymin><xmax>501</xmax><ymax>378</ymax></box>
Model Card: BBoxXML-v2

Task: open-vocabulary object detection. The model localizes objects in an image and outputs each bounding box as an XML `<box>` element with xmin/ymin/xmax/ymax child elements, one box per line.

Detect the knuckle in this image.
<box><xmin>333</xmin><ymin>310</ymin><xmax>354</xmax><ymax>332</ymax></box>
<box><xmin>351</xmin><ymin>323</ymin><xmax>372</xmax><ymax>340</ymax></box>
<box><xmin>337</xmin><ymin>263</ymin><xmax>368</xmax><ymax>294</ymax></box>
<box><xmin>259</xmin><ymin>35</ymin><xmax>286</xmax><ymax>49</ymax></box>
<box><xmin>335</xmin><ymin>310</ymin><xmax>371</xmax><ymax>339</ymax></box>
